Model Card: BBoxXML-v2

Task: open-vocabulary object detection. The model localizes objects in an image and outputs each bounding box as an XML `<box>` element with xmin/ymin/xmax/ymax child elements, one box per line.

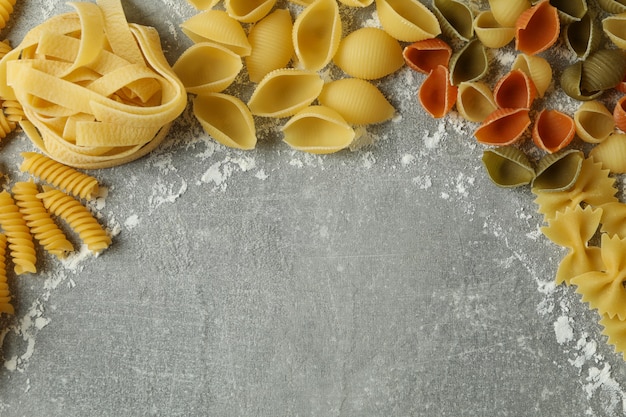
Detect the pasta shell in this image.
<box><xmin>565</xmin><ymin>12</ymin><xmax>601</xmax><ymax>60</ymax></box>
<box><xmin>318</xmin><ymin>78</ymin><xmax>395</xmax><ymax>125</ymax></box>
<box><xmin>338</xmin><ymin>0</ymin><xmax>374</xmax><ymax>6</ymax></box>
<box><xmin>172</xmin><ymin>42</ymin><xmax>242</xmax><ymax>95</ymax></box>
<box><xmin>193</xmin><ymin>93</ymin><xmax>257</xmax><ymax>150</ymax></box>
<box><xmin>560</xmin><ymin>61</ymin><xmax>602</xmax><ymax>101</ymax></box>
<box><xmin>180</xmin><ymin>10</ymin><xmax>252</xmax><ymax>57</ymax></box>
<box><xmin>418</xmin><ymin>65</ymin><xmax>457</xmax><ymax>118</ymax></box>
<box><xmin>613</xmin><ymin>95</ymin><xmax>626</xmax><ymax>132</ymax></box>
<box><xmin>511</xmin><ymin>53</ymin><xmax>552</xmax><ymax>98</ymax></box>
<box><xmin>550</xmin><ymin>0</ymin><xmax>588</xmax><ymax>24</ymax></box>
<box><xmin>515</xmin><ymin>0</ymin><xmax>560</xmax><ymax>55</ymax></box>
<box><xmin>589</xmin><ymin>133</ymin><xmax>626</xmax><ymax>173</ymax></box>
<box><xmin>225</xmin><ymin>0</ymin><xmax>276</xmax><ymax>23</ymax></box>
<box><xmin>493</xmin><ymin>69</ymin><xmax>537</xmax><ymax>109</ymax></box>
<box><xmin>402</xmin><ymin>38</ymin><xmax>452</xmax><ymax>74</ymax></box>
<box><xmin>375</xmin><ymin>0</ymin><xmax>442</xmax><ymax>42</ymax></box>
<box><xmin>448</xmin><ymin>38</ymin><xmax>488</xmax><ymax>86</ymax></box>
<box><xmin>473</xmin><ymin>10</ymin><xmax>515</xmax><ymax>49</ymax></box>
<box><xmin>488</xmin><ymin>0</ymin><xmax>531</xmax><ymax>27</ymax></box>
<box><xmin>187</xmin><ymin>0</ymin><xmax>220</xmax><ymax>10</ymax></box>
<box><xmin>532</xmin><ymin>109</ymin><xmax>576</xmax><ymax>153</ymax></box>
<box><xmin>281</xmin><ymin>105</ymin><xmax>355</xmax><ymax>154</ymax></box>
<box><xmin>292</xmin><ymin>0</ymin><xmax>342</xmax><ymax>71</ymax></box>
<box><xmin>246</xmin><ymin>9</ymin><xmax>294</xmax><ymax>83</ymax></box>
<box><xmin>333</xmin><ymin>27</ymin><xmax>404</xmax><ymax>80</ymax></box>
<box><xmin>582</xmin><ymin>49</ymin><xmax>626</xmax><ymax>93</ymax></box>
<box><xmin>597</xmin><ymin>0</ymin><xmax>626</xmax><ymax>13</ymax></box>
<box><xmin>247</xmin><ymin>68</ymin><xmax>323</xmax><ymax>118</ymax></box>
<box><xmin>603</xmin><ymin>13</ymin><xmax>626</xmax><ymax>50</ymax></box>
<box><xmin>456</xmin><ymin>81</ymin><xmax>497</xmax><ymax>122</ymax></box>
<box><xmin>289</xmin><ymin>0</ymin><xmax>315</xmax><ymax>5</ymax></box>
<box><xmin>474</xmin><ymin>108</ymin><xmax>531</xmax><ymax>146</ymax></box>
<box><xmin>531</xmin><ymin>149</ymin><xmax>584</xmax><ymax>192</ymax></box>
<box><xmin>432</xmin><ymin>0</ymin><xmax>474</xmax><ymax>42</ymax></box>
<box><xmin>481</xmin><ymin>146</ymin><xmax>535</xmax><ymax>188</ymax></box>
<box><xmin>574</xmin><ymin>100</ymin><xmax>614</xmax><ymax>144</ymax></box>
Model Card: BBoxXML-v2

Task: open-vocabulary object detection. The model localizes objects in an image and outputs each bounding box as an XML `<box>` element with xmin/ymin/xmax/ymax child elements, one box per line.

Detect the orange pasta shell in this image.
<box><xmin>418</xmin><ymin>65</ymin><xmax>457</xmax><ymax>118</ymax></box>
<box><xmin>474</xmin><ymin>107</ymin><xmax>530</xmax><ymax>145</ymax></box>
<box><xmin>515</xmin><ymin>0</ymin><xmax>559</xmax><ymax>55</ymax></box>
<box><xmin>532</xmin><ymin>109</ymin><xmax>576</xmax><ymax>153</ymax></box>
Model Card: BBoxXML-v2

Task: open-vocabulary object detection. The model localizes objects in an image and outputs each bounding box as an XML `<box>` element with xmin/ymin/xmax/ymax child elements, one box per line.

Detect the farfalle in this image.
<box><xmin>599</xmin><ymin>314</ymin><xmax>626</xmax><ymax>360</ymax></box>
<box><xmin>533</xmin><ymin>157</ymin><xmax>618</xmax><ymax>220</ymax></box>
<box><xmin>599</xmin><ymin>202</ymin><xmax>626</xmax><ymax>239</ymax></box>
<box><xmin>571</xmin><ymin>234</ymin><xmax>626</xmax><ymax>320</ymax></box>
<box><xmin>540</xmin><ymin>205</ymin><xmax>604</xmax><ymax>285</ymax></box>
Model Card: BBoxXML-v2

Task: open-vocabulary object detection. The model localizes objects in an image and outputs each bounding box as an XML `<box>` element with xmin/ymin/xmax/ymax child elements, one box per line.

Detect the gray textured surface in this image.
<box><xmin>0</xmin><ymin>1</ymin><xmax>625</xmax><ymax>416</ymax></box>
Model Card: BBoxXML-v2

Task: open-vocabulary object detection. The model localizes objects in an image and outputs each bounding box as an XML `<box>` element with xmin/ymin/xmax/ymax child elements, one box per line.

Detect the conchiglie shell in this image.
<box><xmin>432</xmin><ymin>0</ymin><xmax>474</xmax><ymax>42</ymax></box>
<box><xmin>173</xmin><ymin>42</ymin><xmax>242</xmax><ymax>95</ymax></box>
<box><xmin>511</xmin><ymin>53</ymin><xmax>552</xmax><ymax>98</ymax></box>
<box><xmin>488</xmin><ymin>0</ymin><xmax>531</xmax><ymax>27</ymax></box>
<box><xmin>333</xmin><ymin>27</ymin><xmax>404</xmax><ymax>80</ymax></box>
<box><xmin>565</xmin><ymin>12</ymin><xmax>601</xmax><ymax>60</ymax></box>
<box><xmin>456</xmin><ymin>81</ymin><xmax>497</xmax><ymax>122</ymax></box>
<box><xmin>289</xmin><ymin>0</ymin><xmax>315</xmax><ymax>4</ymax></box>
<box><xmin>318</xmin><ymin>78</ymin><xmax>395</xmax><ymax>125</ymax></box>
<box><xmin>225</xmin><ymin>0</ymin><xmax>276</xmax><ymax>23</ymax></box>
<box><xmin>246</xmin><ymin>9</ymin><xmax>294</xmax><ymax>83</ymax></box>
<box><xmin>561</xmin><ymin>61</ymin><xmax>602</xmax><ymax>101</ymax></box>
<box><xmin>551</xmin><ymin>0</ymin><xmax>588</xmax><ymax>24</ymax></box>
<box><xmin>292</xmin><ymin>0</ymin><xmax>342</xmax><ymax>71</ymax></box>
<box><xmin>589</xmin><ymin>133</ymin><xmax>626</xmax><ymax>173</ymax></box>
<box><xmin>582</xmin><ymin>49</ymin><xmax>626</xmax><ymax>92</ymax></box>
<box><xmin>597</xmin><ymin>0</ymin><xmax>626</xmax><ymax>14</ymax></box>
<box><xmin>194</xmin><ymin>93</ymin><xmax>257</xmax><ymax>150</ymax></box>
<box><xmin>473</xmin><ymin>10</ymin><xmax>515</xmax><ymax>49</ymax></box>
<box><xmin>531</xmin><ymin>149</ymin><xmax>584</xmax><ymax>192</ymax></box>
<box><xmin>493</xmin><ymin>69</ymin><xmax>537</xmax><ymax>109</ymax></box>
<box><xmin>282</xmin><ymin>105</ymin><xmax>355</xmax><ymax>154</ymax></box>
<box><xmin>574</xmin><ymin>100</ymin><xmax>614</xmax><ymax>143</ymax></box>
<box><xmin>613</xmin><ymin>95</ymin><xmax>626</xmax><ymax>131</ymax></box>
<box><xmin>532</xmin><ymin>109</ymin><xmax>576</xmax><ymax>153</ymax></box>
<box><xmin>482</xmin><ymin>146</ymin><xmax>535</xmax><ymax>188</ymax></box>
<box><xmin>402</xmin><ymin>38</ymin><xmax>452</xmax><ymax>74</ymax></box>
<box><xmin>375</xmin><ymin>0</ymin><xmax>442</xmax><ymax>42</ymax></box>
<box><xmin>449</xmin><ymin>38</ymin><xmax>489</xmax><ymax>85</ymax></box>
<box><xmin>187</xmin><ymin>0</ymin><xmax>220</xmax><ymax>10</ymax></box>
<box><xmin>603</xmin><ymin>13</ymin><xmax>626</xmax><ymax>50</ymax></box>
<box><xmin>181</xmin><ymin>10</ymin><xmax>252</xmax><ymax>57</ymax></box>
<box><xmin>515</xmin><ymin>0</ymin><xmax>560</xmax><ymax>55</ymax></box>
<box><xmin>338</xmin><ymin>0</ymin><xmax>373</xmax><ymax>6</ymax></box>
<box><xmin>474</xmin><ymin>108</ymin><xmax>531</xmax><ymax>146</ymax></box>
<box><xmin>247</xmin><ymin>69</ymin><xmax>323</xmax><ymax>118</ymax></box>
<box><xmin>418</xmin><ymin>65</ymin><xmax>457</xmax><ymax>118</ymax></box>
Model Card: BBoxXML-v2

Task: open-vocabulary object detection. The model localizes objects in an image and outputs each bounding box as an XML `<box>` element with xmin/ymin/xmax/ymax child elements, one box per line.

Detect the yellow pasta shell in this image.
<box><xmin>574</xmin><ymin>100</ymin><xmax>615</xmax><ymax>144</ymax></box>
<box><xmin>473</xmin><ymin>10</ymin><xmax>515</xmax><ymax>49</ymax></box>
<box><xmin>225</xmin><ymin>0</ymin><xmax>276</xmax><ymax>23</ymax></box>
<box><xmin>247</xmin><ymin>68</ymin><xmax>323</xmax><ymax>118</ymax></box>
<box><xmin>194</xmin><ymin>93</ymin><xmax>257</xmax><ymax>150</ymax></box>
<box><xmin>246</xmin><ymin>9</ymin><xmax>294</xmax><ymax>83</ymax></box>
<box><xmin>488</xmin><ymin>0</ymin><xmax>531</xmax><ymax>27</ymax></box>
<box><xmin>589</xmin><ymin>133</ymin><xmax>626</xmax><ymax>174</ymax></box>
<box><xmin>338</xmin><ymin>0</ymin><xmax>373</xmax><ymax>6</ymax></box>
<box><xmin>173</xmin><ymin>42</ymin><xmax>242</xmax><ymax>95</ymax></box>
<box><xmin>333</xmin><ymin>27</ymin><xmax>404</xmax><ymax>80</ymax></box>
<box><xmin>456</xmin><ymin>81</ymin><xmax>497</xmax><ymax>123</ymax></box>
<box><xmin>512</xmin><ymin>53</ymin><xmax>552</xmax><ymax>97</ymax></box>
<box><xmin>181</xmin><ymin>10</ymin><xmax>252</xmax><ymax>56</ymax></box>
<box><xmin>318</xmin><ymin>78</ymin><xmax>395</xmax><ymax>125</ymax></box>
<box><xmin>375</xmin><ymin>0</ymin><xmax>442</xmax><ymax>42</ymax></box>
<box><xmin>292</xmin><ymin>0</ymin><xmax>342</xmax><ymax>71</ymax></box>
<box><xmin>282</xmin><ymin>105</ymin><xmax>355</xmax><ymax>154</ymax></box>
<box><xmin>187</xmin><ymin>0</ymin><xmax>220</xmax><ymax>10</ymax></box>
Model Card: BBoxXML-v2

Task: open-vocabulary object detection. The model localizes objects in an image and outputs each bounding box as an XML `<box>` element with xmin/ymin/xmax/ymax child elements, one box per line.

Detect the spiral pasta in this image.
<box><xmin>38</xmin><ymin>186</ymin><xmax>111</xmax><ymax>253</ymax></box>
<box><xmin>0</xmin><ymin>190</ymin><xmax>36</xmax><ymax>275</ymax></box>
<box><xmin>0</xmin><ymin>233</ymin><xmax>14</xmax><ymax>315</ymax></box>
<box><xmin>13</xmin><ymin>180</ymin><xmax>73</xmax><ymax>259</ymax></box>
<box><xmin>0</xmin><ymin>0</ymin><xmax>16</xmax><ymax>31</ymax></box>
<box><xmin>20</xmin><ymin>152</ymin><xmax>100</xmax><ymax>200</ymax></box>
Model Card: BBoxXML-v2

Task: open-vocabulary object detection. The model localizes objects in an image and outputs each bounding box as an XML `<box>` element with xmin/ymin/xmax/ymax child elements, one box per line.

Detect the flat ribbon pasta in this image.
<box><xmin>0</xmin><ymin>0</ymin><xmax>187</xmax><ymax>169</ymax></box>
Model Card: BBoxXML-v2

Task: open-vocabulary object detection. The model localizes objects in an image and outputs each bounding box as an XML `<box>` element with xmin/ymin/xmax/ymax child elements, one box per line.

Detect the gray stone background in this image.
<box><xmin>0</xmin><ymin>1</ymin><xmax>625</xmax><ymax>416</ymax></box>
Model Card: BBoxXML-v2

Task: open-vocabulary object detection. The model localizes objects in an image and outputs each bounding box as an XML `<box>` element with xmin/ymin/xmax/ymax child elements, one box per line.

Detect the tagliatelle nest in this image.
<box><xmin>0</xmin><ymin>0</ymin><xmax>187</xmax><ymax>169</ymax></box>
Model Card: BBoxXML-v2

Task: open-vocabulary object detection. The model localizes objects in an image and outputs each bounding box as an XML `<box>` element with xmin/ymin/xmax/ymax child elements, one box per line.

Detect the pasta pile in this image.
<box><xmin>0</xmin><ymin>0</ymin><xmax>187</xmax><ymax>169</ymax></box>
<box><xmin>403</xmin><ymin>0</ymin><xmax>626</xmax><ymax>360</ymax></box>
<box><xmin>178</xmin><ymin>0</ymin><xmax>402</xmax><ymax>153</ymax></box>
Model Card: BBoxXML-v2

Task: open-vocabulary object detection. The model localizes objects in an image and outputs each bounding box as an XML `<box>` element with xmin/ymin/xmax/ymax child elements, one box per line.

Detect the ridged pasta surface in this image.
<box><xmin>21</xmin><ymin>152</ymin><xmax>100</xmax><ymax>200</ymax></box>
<box><xmin>0</xmin><ymin>0</ymin><xmax>16</xmax><ymax>30</ymax></box>
<box><xmin>0</xmin><ymin>233</ymin><xmax>14</xmax><ymax>315</ymax></box>
<box><xmin>13</xmin><ymin>181</ymin><xmax>73</xmax><ymax>259</ymax></box>
<box><xmin>0</xmin><ymin>190</ymin><xmax>36</xmax><ymax>275</ymax></box>
<box><xmin>38</xmin><ymin>187</ymin><xmax>111</xmax><ymax>253</ymax></box>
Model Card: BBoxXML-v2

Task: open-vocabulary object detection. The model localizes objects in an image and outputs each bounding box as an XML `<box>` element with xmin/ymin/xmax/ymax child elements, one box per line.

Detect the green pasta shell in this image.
<box><xmin>581</xmin><ymin>49</ymin><xmax>626</xmax><ymax>92</ymax></box>
<box><xmin>550</xmin><ymin>0</ymin><xmax>587</xmax><ymax>23</ymax></box>
<box><xmin>531</xmin><ymin>149</ymin><xmax>584</xmax><ymax>192</ymax></box>
<box><xmin>481</xmin><ymin>146</ymin><xmax>535</xmax><ymax>188</ymax></box>
<box><xmin>564</xmin><ymin>12</ymin><xmax>600</xmax><ymax>60</ymax></box>
<box><xmin>597</xmin><ymin>0</ymin><xmax>626</xmax><ymax>14</ymax></box>
<box><xmin>432</xmin><ymin>0</ymin><xmax>474</xmax><ymax>42</ymax></box>
<box><xmin>560</xmin><ymin>61</ymin><xmax>603</xmax><ymax>101</ymax></box>
<box><xmin>449</xmin><ymin>38</ymin><xmax>488</xmax><ymax>85</ymax></box>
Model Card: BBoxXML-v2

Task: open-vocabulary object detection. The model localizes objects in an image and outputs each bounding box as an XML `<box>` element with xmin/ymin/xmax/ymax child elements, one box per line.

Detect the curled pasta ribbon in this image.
<box><xmin>0</xmin><ymin>190</ymin><xmax>36</xmax><ymax>275</ymax></box>
<box><xmin>0</xmin><ymin>233</ymin><xmax>14</xmax><ymax>315</ymax></box>
<box><xmin>0</xmin><ymin>0</ymin><xmax>187</xmax><ymax>169</ymax></box>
